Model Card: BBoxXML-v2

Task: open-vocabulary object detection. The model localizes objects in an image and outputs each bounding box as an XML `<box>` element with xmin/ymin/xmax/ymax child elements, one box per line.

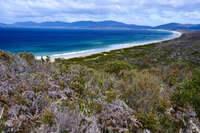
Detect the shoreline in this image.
<box><xmin>36</xmin><ymin>30</ymin><xmax>182</xmax><ymax>61</ymax></box>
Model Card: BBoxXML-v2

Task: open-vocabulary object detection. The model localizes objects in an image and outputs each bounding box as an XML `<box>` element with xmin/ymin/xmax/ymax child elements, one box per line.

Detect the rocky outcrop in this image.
<box><xmin>168</xmin><ymin>106</ymin><xmax>200</xmax><ymax>133</ymax></box>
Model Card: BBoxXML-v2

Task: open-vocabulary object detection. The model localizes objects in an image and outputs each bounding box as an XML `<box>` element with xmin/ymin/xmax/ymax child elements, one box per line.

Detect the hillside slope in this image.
<box><xmin>0</xmin><ymin>31</ymin><xmax>200</xmax><ymax>132</ymax></box>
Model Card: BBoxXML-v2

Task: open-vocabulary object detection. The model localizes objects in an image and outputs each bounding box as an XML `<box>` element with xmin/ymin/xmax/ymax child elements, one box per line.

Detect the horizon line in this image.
<box><xmin>1</xmin><ymin>20</ymin><xmax>199</xmax><ymax>27</ymax></box>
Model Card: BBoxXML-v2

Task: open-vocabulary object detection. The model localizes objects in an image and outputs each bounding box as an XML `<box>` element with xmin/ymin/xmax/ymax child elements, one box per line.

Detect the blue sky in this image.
<box><xmin>0</xmin><ymin>0</ymin><xmax>200</xmax><ymax>26</ymax></box>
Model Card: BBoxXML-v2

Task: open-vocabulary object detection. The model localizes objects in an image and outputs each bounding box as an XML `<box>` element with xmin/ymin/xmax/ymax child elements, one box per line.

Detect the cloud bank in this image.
<box><xmin>0</xmin><ymin>0</ymin><xmax>200</xmax><ymax>25</ymax></box>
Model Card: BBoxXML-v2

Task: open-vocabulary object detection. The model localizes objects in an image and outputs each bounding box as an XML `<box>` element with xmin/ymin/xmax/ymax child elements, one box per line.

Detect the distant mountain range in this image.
<box><xmin>0</xmin><ymin>21</ymin><xmax>200</xmax><ymax>30</ymax></box>
<box><xmin>11</xmin><ymin>21</ymin><xmax>151</xmax><ymax>29</ymax></box>
<box><xmin>155</xmin><ymin>23</ymin><xmax>200</xmax><ymax>30</ymax></box>
<box><xmin>0</xmin><ymin>23</ymin><xmax>7</xmax><ymax>27</ymax></box>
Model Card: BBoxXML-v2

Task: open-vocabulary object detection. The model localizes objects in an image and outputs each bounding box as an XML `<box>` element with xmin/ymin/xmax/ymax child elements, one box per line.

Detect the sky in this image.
<box><xmin>0</xmin><ymin>0</ymin><xmax>200</xmax><ymax>26</ymax></box>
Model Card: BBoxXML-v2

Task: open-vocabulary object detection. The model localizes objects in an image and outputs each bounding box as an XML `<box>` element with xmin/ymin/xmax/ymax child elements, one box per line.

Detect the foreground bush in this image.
<box><xmin>104</xmin><ymin>61</ymin><xmax>133</xmax><ymax>75</ymax></box>
<box><xmin>172</xmin><ymin>70</ymin><xmax>200</xmax><ymax>118</ymax></box>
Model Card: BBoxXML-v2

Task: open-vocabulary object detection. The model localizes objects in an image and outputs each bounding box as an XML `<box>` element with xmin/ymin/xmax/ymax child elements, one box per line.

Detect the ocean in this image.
<box><xmin>0</xmin><ymin>28</ymin><xmax>179</xmax><ymax>59</ymax></box>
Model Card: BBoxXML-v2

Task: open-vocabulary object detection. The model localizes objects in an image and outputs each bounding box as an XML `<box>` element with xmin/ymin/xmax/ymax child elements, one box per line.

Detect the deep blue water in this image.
<box><xmin>0</xmin><ymin>28</ymin><xmax>174</xmax><ymax>58</ymax></box>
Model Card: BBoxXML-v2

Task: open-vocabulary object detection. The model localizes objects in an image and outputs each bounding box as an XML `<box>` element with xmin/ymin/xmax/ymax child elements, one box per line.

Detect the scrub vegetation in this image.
<box><xmin>0</xmin><ymin>31</ymin><xmax>200</xmax><ymax>132</ymax></box>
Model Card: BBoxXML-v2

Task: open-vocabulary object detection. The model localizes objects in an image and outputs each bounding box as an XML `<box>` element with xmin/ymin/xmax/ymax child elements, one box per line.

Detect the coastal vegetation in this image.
<box><xmin>0</xmin><ymin>31</ymin><xmax>200</xmax><ymax>132</ymax></box>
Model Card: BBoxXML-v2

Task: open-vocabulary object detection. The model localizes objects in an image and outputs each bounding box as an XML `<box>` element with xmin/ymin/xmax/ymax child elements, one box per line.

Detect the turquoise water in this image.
<box><xmin>0</xmin><ymin>28</ymin><xmax>176</xmax><ymax>59</ymax></box>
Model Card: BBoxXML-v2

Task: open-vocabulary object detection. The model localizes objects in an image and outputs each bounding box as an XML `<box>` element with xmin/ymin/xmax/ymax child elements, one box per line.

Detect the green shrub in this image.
<box><xmin>136</xmin><ymin>112</ymin><xmax>159</xmax><ymax>132</ymax></box>
<box><xmin>16</xmin><ymin>93</ymin><xmax>29</xmax><ymax>106</ymax></box>
<box><xmin>70</xmin><ymin>77</ymin><xmax>85</xmax><ymax>95</ymax></box>
<box><xmin>137</xmin><ymin>112</ymin><xmax>184</xmax><ymax>132</ymax></box>
<box><xmin>172</xmin><ymin>70</ymin><xmax>200</xmax><ymax>117</ymax></box>
<box><xmin>104</xmin><ymin>61</ymin><xmax>133</xmax><ymax>74</ymax></box>
<box><xmin>19</xmin><ymin>52</ymin><xmax>35</xmax><ymax>64</ymax></box>
<box><xmin>105</xmin><ymin>88</ymin><xmax>119</xmax><ymax>103</ymax></box>
<box><xmin>92</xmin><ymin>102</ymin><xmax>103</xmax><ymax>113</ymax></box>
<box><xmin>46</xmin><ymin>56</ymin><xmax>50</xmax><ymax>62</ymax></box>
<box><xmin>163</xmin><ymin>63</ymin><xmax>192</xmax><ymax>86</ymax></box>
<box><xmin>120</xmin><ymin>70</ymin><xmax>170</xmax><ymax>113</ymax></box>
<box><xmin>32</xmin><ymin>86</ymin><xmax>43</xmax><ymax>93</ymax></box>
<box><xmin>40</xmin><ymin>109</ymin><xmax>54</xmax><ymax>125</ymax></box>
<box><xmin>0</xmin><ymin>50</ymin><xmax>10</xmax><ymax>61</ymax></box>
<box><xmin>32</xmin><ymin>81</ymin><xmax>49</xmax><ymax>93</ymax></box>
<box><xmin>159</xmin><ymin>115</ymin><xmax>184</xmax><ymax>132</ymax></box>
<box><xmin>58</xmin><ymin>81</ymin><xmax>67</xmax><ymax>89</ymax></box>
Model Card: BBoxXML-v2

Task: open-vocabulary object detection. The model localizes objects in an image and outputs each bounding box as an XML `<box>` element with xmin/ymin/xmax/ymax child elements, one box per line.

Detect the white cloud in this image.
<box><xmin>0</xmin><ymin>0</ymin><xmax>199</xmax><ymax>25</ymax></box>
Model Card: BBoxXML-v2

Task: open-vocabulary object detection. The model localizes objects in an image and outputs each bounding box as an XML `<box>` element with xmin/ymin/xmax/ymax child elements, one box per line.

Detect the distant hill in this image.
<box><xmin>0</xmin><ymin>23</ymin><xmax>8</xmax><ymax>27</ymax></box>
<box><xmin>0</xmin><ymin>21</ymin><xmax>200</xmax><ymax>30</ymax></box>
<box><xmin>70</xmin><ymin>20</ymin><xmax>126</xmax><ymax>27</ymax></box>
<box><xmin>14</xmin><ymin>21</ymin><xmax>70</xmax><ymax>27</ymax></box>
<box><xmin>7</xmin><ymin>20</ymin><xmax>152</xmax><ymax>29</ymax></box>
<box><xmin>155</xmin><ymin>23</ymin><xmax>200</xmax><ymax>30</ymax></box>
